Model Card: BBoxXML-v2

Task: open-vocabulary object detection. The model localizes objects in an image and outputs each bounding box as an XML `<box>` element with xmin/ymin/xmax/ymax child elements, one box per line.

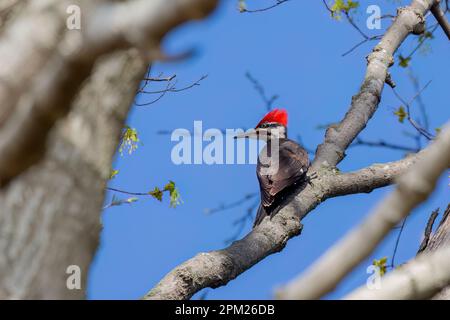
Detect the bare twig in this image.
<box><xmin>143</xmin><ymin>75</ymin><xmax>177</xmax><ymax>82</ymax></box>
<box><xmin>408</xmin><ymin>68</ymin><xmax>430</xmax><ymax>131</ymax></box>
<box><xmin>239</xmin><ymin>0</ymin><xmax>290</xmax><ymax>13</ymax></box>
<box><xmin>392</xmin><ymin>80</ymin><xmax>435</xmax><ymax>140</ymax></box>
<box><xmin>145</xmin><ymin>0</ymin><xmax>442</xmax><ymax>300</ymax></box>
<box><xmin>139</xmin><ymin>75</ymin><xmax>208</xmax><ymax>94</ymax></box>
<box><xmin>225</xmin><ymin>199</ymin><xmax>259</xmax><ymax>244</ymax></box>
<box><xmin>106</xmin><ymin>187</ymin><xmax>149</xmax><ymax>196</ymax></box>
<box><xmin>389</xmin><ymin>216</ymin><xmax>408</xmax><ymax>269</ymax></box>
<box><xmin>245</xmin><ymin>72</ymin><xmax>279</xmax><ymax>111</ymax></box>
<box><xmin>351</xmin><ymin>138</ymin><xmax>418</xmax><ymax>152</ymax></box>
<box><xmin>135</xmin><ymin>74</ymin><xmax>208</xmax><ymax>106</ymax></box>
<box><xmin>341</xmin><ymin>35</ymin><xmax>383</xmax><ymax>57</ymax></box>
<box><xmin>205</xmin><ymin>193</ymin><xmax>257</xmax><ymax>215</ymax></box>
<box><xmin>344</xmin><ymin>11</ymin><xmax>369</xmax><ymax>39</ymax></box>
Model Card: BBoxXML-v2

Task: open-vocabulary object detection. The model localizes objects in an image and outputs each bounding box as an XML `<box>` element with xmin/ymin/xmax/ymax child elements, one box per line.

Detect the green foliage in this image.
<box><xmin>329</xmin><ymin>0</ymin><xmax>359</xmax><ymax>20</ymax></box>
<box><xmin>394</xmin><ymin>106</ymin><xmax>407</xmax><ymax>123</ymax></box>
<box><xmin>418</xmin><ymin>30</ymin><xmax>434</xmax><ymax>42</ymax></box>
<box><xmin>109</xmin><ymin>169</ymin><xmax>119</xmax><ymax>180</ymax></box>
<box><xmin>373</xmin><ymin>257</ymin><xmax>388</xmax><ymax>276</ymax></box>
<box><xmin>119</xmin><ymin>126</ymin><xmax>140</xmax><ymax>155</ymax></box>
<box><xmin>126</xmin><ymin>197</ymin><xmax>139</xmax><ymax>204</ymax></box>
<box><xmin>435</xmin><ymin>127</ymin><xmax>441</xmax><ymax>135</ymax></box>
<box><xmin>148</xmin><ymin>181</ymin><xmax>183</xmax><ymax>207</ymax></box>
<box><xmin>149</xmin><ymin>187</ymin><xmax>163</xmax><ymax>201</ymax></box>
<box><xmin>164</xmin><ymin>181</ymin><xmax>183</xmax><ymax>208</ymax></box>
<box><xmin>398</xmin><ymin>55</ymin><xmax>411</xmax><ymax>68</ymax></box>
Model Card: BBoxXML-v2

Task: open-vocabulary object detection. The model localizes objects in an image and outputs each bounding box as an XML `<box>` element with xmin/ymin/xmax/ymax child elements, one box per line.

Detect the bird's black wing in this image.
<box><xmin>256</xmin><ymin>139</ymin><xmax>309</xmax><ymax>217</ymax></box>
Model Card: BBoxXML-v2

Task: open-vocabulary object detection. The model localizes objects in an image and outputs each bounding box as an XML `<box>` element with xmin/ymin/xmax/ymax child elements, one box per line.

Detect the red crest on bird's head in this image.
<box><xmin>256</xmin><ymin>109</ymin><xmax>288</xmax><ymax>128</ymax></box>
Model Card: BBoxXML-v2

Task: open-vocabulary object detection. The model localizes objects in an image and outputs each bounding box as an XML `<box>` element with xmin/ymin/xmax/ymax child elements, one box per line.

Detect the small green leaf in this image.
<box><xmin>126</xmin><ymin>197</ymin><xmax>138</xmax><ymax>203</ymax></box>
<box><xmin>419</xmin><ymin>31</ymin><xmax>434</xmax><ymax>42</ymax></box>
<box><xmin>119</xmin><ymin>126</ymin><xmax>140</xmax><ymax>155</ymax></box>
<box><xmin>163</xmin><ymin>180</ymin><xmax>176</xmax><ymax>193</ymax></box>
<box><xmin>163</xmin><ymin>181</ymin><xmax>182</xmax><ymax>208</ymax></box>
<box><xmin>149</xmin><ymin>187</ymin><xmax>163</xmax><ymax>201</ymax></box>
<box><xmin>435</xmin><ymin>127</ymin><xmax>441</xmax><ymax>134</ymax></box>
<box><xmin>394</xmin><ymin>106</ymin><xmax>407</xmax><ymax>123</ymax></box>
<box><xmin>169</xmin><ymin>187</ymin><xmax>183</xmax><ymax>208</ymax></box>
<box><xmin>330</xmin><ymin>0</ymin><xmax>359</xmax><ymax>19</ymax></box>
<box><xmin>398</xmin><ymin>55</ymin><xmax>411</xmax><ymax>68</ymax></box>
<box><xmin>109</xmin><ymin>169</ymin><xmax>119</xmax><ymax>180</ymax></box>
<box><xmin>373</xmin><ymin>257</ymin><xmax>388</xmax><ymax>276</ymax></box>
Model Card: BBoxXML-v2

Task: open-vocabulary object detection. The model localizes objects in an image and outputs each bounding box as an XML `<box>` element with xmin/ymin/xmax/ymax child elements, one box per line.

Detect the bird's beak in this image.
<box><xmin>234</xmin><ymin>129</ymin><xmax>259</xmax><ymax>139</ymax></box>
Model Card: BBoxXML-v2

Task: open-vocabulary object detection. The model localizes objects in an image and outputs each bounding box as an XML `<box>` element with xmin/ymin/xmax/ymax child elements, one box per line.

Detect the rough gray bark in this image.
<box><xmin>341</xmin><ymin>205</ymin><xmax>450</xmax><ymax>300</ymax></box>
<box><xmin>0</xmin><ymin>0</ymin><xmax>218</xmax><ymax>299</ymax></box>
<box><xmin>426</xmin><ymin>204</ymin><xmax>450</xmax><ymax>299</ymax></box>
<box><xmin>277</xmin><ymin>122</ymin><xmax>450</xmax><ymax>300</ymax></box>
<box><xmin>0</xmin><ymin>0</ymin><xmax>218</xmax><ymax>186</ymax></box>
<box><xmin>344</xmin><ymin>244</ymin><xmax>450</xmax><ymax>300</ymax></box>
<box><xmin>145</xmin><ymin>0</ymin><xmax>439</xmax><ymax>300</ymax></box>
<box><xmin>0</xmin><ymin>50</ymin><xmax>146</xmax><ymax>299</ymax></box>
<box><xmin>144</xmin><ymin>155</ymin><xmax>422</xmax><ymax>299</ymax></box>
<box><xmin>312</xmin><ymin>1</ymin><xmax>430</xmax><ymax>170</ymax></box>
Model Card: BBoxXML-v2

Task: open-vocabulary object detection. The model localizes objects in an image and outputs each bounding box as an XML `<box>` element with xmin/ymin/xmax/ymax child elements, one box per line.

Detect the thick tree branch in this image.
<box><xmin>431</xmin><ymin>0</ymin><xmax>450</xmax><ymax>39</ymax></box>
<box><xmin>312</xmin><ymin>0</ymin><xmax>434</xmax><ymax>170</ymax></box>
<box><xmin>0</xmin><ymin>49</ymin><xmax>147</xmax><ymax>299</ymax></box>
<box><xmin>276</xmin><ymin>122</ymin><xmax>450</xmax><ymax>300</ymax></box>
<box><xmin>144</xmin><ymin>0</ymin><xmax>439</xmax><ymax>300</ymax></box>
<box><xmin>0</xmin><ymin>0</ymin><xmax>218</xmax><ymax>187</ymax></box>
<box><xmin>144</xmin><ymin>153</ymin><xmax>422</xmax><ymax>299</ymax></box>
<box><xmin>325</xmin><ymin>154</ymin><xmax>420</xmax><ymax>198</ymax></box>
<box><xmin>344</xmin><ymin>244</ymin><xmax>450</xmax><ymax>299</ymax></box>
<box><xmin>0</xmin><ymin>0</ymin><xmax>218</xmax><ymax>299</ymax></box>
<box><xmin>423</xmin><ymin>203</ymin><xmax>450</xmax><ymax>299</ymax></box>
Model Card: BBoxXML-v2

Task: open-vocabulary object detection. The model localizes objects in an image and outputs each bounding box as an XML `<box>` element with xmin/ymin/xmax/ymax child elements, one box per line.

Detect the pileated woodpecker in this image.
<box><xmin>235</xmin><ymin>109</ymin><xmax>310</xmax><ymax>227</ymax></box>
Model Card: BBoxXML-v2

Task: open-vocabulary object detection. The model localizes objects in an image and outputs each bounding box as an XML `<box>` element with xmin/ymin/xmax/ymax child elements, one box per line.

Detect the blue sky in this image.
<box><xmin>88</xmin><ymin>0</ymin><xmax>450</xmax><ymax>299</ymax></box>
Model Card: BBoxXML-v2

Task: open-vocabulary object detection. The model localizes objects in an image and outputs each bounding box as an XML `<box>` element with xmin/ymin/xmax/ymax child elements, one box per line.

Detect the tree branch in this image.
<box><xmin>417</xmin><ymin>208</ymin><xmax>440</xmax><ymax>253</ymax></box>
<box><xmin>0</xmin><ymin>0</ymin><xmax>218</xmax><ymax>187</ymax></box>
<box><xmin>276</xmin><ymin>122</ymin><xmax>450</xmax><ymax>300</ymax></box>
<box><xmin>0</xmin><ymin>49</ymin><xmax>148</xmax><ymax>299</ymax></box>
<box><xmin>144</xmin><ymin>153</ymin><xmax>422</xmax><ymax>299</ymax></box>
<box><xmin>344</xmin><ymin>244</ymin><xmax>450</xmax><ymax>299</ymax></box>
<box><xmin>431</xmin><ymin>0</ymin><xmax>450</xmax><ymax>39</ymax></box>
<box><xmin>144</xmin><ymin>0</ymin><xmax>440</xmax><ymax>300</ymax></box>
<box><xmin>313</xmin><ymin>1</ymin><xmax>434</xmax><ymax>170</ymax></box>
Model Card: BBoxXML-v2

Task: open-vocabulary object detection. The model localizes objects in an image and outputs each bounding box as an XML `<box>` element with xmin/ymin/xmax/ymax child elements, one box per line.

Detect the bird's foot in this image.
<box><xmin>306</xmin><ymin>172</ymin><xmax>318</xmax><ymax>187</ymax></box>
